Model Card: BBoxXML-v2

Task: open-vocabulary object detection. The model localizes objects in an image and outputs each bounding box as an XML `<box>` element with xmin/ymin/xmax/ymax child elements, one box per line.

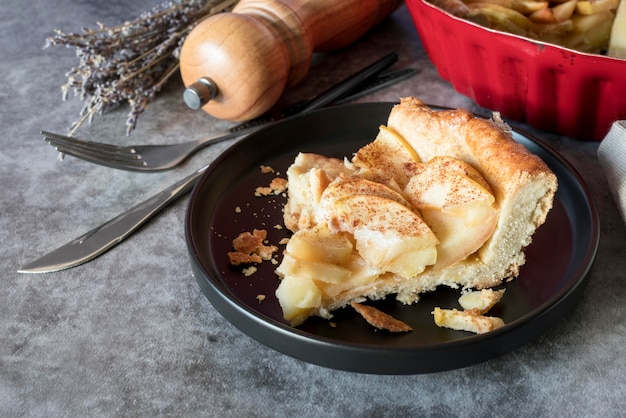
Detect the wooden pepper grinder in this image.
<box><xmin>179</xmin><ymin>0</ymin><xmax>402</xmax><ymax>121</ymax></box>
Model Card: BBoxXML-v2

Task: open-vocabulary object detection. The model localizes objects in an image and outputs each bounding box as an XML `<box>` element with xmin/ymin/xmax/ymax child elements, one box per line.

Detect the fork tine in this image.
<box><xmin>41</xmin><ymin>131</ymin><xmax>132</xmax><ymax>153</ymax></box>
<box><xmin>51</xmin><ymin>145</ymin><xmax>149</xmax><ymax>170</ymax></box>
<box><xmin>41</xmin><ymin>131</ymin><xmax>146</xmax><ymax>165</ymax></box>
<box><xmin>45</xmin><ymin>137</ymin><xmax>143</xmax><ymax>162</ymax></box>
<box><xmin>41</xmin><ymin>130</ymin><xmax>158</xmax><ymax>171</ymax></box>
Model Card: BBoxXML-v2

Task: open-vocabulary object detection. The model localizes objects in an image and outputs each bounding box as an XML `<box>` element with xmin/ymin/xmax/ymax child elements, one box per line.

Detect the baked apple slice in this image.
<box><xmin>404</xmin><ymin>156</ymin><xmax>498</xmax><ymax>270</ymax></box>
<box><xmin>352</xmin><ymin>124</ymin><xmax>421</xmax><ymax>188</ymax></box>
<box><xmin>325</xmin><ymin>194</ymin><xmax>438</xmax><ymax>278</ymax></box>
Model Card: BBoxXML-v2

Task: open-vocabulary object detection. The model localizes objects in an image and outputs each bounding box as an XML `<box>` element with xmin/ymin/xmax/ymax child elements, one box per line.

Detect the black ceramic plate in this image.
<box><xmin>185</xmin><ymin>102</ymin><xmax>599</xmax><ymax>374</ymax></box>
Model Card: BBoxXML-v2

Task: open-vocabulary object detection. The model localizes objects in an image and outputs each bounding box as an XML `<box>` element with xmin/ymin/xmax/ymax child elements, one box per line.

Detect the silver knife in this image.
<box><xmin>18</xmin><ymin>165</ymin><xmax>207</xmax><ymax>273</ymax></box>
<box><xmin>18</xmin><ymin>57</ymin><xmax>418</xmax><ymax>273</ymax></box>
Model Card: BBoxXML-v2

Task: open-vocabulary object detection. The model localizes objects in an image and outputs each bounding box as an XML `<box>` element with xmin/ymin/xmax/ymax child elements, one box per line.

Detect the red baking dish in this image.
<box><xmin>405</xmin><ymin>0</ymin><xmax>626</xmax><ymax>141</ymax></box>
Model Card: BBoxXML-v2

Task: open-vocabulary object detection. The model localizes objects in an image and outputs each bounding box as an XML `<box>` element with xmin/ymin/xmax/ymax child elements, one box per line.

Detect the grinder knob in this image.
<box><xmin>183</xmin><ymin>77</ymin><xmax>219</xmax><ymax>110</ymax></box>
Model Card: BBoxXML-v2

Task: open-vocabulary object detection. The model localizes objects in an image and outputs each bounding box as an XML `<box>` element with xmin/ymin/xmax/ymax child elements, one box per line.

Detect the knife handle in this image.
<box><xmin>179</xmin><ymin>0</ymin><xmax>402</xmax><ymax>121</ymax></box>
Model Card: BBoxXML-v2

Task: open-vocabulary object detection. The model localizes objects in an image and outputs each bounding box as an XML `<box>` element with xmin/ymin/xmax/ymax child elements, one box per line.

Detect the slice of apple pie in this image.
<box><xmin>275</xmin><ymin>97</ymin><xmax>558</xmax><ymax>326</ymax></box>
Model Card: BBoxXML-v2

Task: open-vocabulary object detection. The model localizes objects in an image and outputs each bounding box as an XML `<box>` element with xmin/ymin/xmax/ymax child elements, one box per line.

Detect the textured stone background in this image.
<box><xmin>1</xmin><ymin>1</ymin><xmax>624</xmax><ymax>416</ymax></box>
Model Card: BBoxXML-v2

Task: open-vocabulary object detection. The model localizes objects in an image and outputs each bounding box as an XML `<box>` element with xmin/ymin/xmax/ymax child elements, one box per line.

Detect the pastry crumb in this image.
<box><xmin>432</xmin><ymin>289</ymin><xmax>506</xmax><ymax>334</ymax></box>
<box><xmin>255</xmin><ymin>177</ymin><xmax>288</xmax><ymax>196</ymax></box>
<box><xmin>270</xmin><ymin>177</ymin><xmax>288</xmax><ymax>193</ymax></box>
<box><xmin>228</xmin><ymin>252</ymin><xmax>262</xmax><ymax>265</ymax></box>
<box><xmin>432</xmin><ymin>307</ymin><xmax>504</xmax><ymax>334</ymax></box>
<box><xmin>243</xmin><ymin>266</ymin><xmax>258</xmax><ymax>276</ymax></box>
<box><xmin>228</xmin><ymin>229</ymin><xmax>278</xmax><ymax>267</ymax></box>
<box><xmin>254</xmin><ymin>186</ymin><xmax>273</xmax><ymax>197</ymax></box>
<box><xmin>256</xmin><ymin>294</ymin><xmax>266</xmax><ymax>302</ymax></box>
<box><xmin>351</xmin><ymin>302</ymin><xmax>413</xmax><ymax>333</ymax></box>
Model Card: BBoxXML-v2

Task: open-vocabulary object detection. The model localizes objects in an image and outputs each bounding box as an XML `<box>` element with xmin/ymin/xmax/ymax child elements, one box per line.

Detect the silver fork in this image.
<box><xmin>43</xmin><ymin>54</ymin><xmax>417</xmax><ymax>172</ymax></box>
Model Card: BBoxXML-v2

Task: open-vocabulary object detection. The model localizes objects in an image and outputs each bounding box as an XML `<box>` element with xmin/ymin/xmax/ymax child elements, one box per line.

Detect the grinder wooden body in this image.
<box><xmin>179</xmin><ymin>0</ymin><xmax>402</xmax><ymax>121</ymax></box>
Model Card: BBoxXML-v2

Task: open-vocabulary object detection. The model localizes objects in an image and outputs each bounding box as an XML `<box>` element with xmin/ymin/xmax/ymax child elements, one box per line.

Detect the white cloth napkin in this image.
<box><xmin>598</xmin><ymin>121</ymin><xmax>626</xmax><ymax>225</ymax></box>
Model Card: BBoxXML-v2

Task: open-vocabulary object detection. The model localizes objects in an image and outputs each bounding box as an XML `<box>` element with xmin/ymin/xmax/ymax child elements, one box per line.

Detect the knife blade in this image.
<box><xmin>18</xmin><ymin>165</ymin><xmax>207</xmax><ymax>273</ymax></box>
<box><xmin>18</xmin><ymin>56</ymin><xmax>418</xmax><ymax>273</ymax></box>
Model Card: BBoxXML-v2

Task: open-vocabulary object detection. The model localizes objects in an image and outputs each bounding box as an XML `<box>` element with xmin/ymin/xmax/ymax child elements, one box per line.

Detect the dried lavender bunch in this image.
<box><xmin>45</xmin><ymin>0</ymin><xmax>238</xmax><ymax>136</ymax></box>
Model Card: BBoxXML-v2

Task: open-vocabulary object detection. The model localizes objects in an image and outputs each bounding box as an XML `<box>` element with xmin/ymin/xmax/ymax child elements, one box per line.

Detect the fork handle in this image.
<box><xmin>179</xmin><ymin>0</ymin><xmax>401</xmax><ymax>122</ymax></box>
